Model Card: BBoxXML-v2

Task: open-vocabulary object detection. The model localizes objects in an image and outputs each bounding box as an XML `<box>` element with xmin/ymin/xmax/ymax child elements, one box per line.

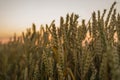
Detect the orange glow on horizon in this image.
<box><xmin>0</xmin><ymin>38</ymin><xmax>10</xmax><ymax>44</ymax></box>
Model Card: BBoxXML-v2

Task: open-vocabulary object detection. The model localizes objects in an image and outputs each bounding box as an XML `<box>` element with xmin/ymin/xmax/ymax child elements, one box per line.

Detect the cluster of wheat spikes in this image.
<box><xmin>0</xmin><ymin>2</ymin><xmax>120</xmax><ymax>80</ymax></box>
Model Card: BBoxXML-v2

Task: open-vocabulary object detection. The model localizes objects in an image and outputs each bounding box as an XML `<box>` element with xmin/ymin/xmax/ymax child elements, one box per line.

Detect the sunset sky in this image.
<box><xmin>0</xmin><ymin>0</ymin><xmax>120</xmax><ymax>41</ymax></box>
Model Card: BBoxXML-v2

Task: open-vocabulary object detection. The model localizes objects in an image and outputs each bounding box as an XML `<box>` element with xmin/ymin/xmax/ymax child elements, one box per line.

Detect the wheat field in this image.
<box><xmin>0</xmin><ymin>2</ymin><xmax>120</xmax><ymax>80</ymax></box>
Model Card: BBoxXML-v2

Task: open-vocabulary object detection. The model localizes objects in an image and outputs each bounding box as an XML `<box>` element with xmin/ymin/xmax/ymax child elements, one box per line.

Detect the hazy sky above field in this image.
<box><xmin>0</xmin><ymin>0</ymin><xmax>120</xmax><ymax>39</ymax></box>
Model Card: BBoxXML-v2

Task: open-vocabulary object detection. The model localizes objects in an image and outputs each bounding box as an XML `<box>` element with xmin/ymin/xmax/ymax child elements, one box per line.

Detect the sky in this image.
<box><xmin>0</xmin><ymin>0</ymin><xmax>120</xmax><ymax>41</ymax></box>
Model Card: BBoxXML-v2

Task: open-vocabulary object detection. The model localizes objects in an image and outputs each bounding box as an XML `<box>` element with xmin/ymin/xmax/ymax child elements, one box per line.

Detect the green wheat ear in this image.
<box><xmin>32</xmin><ymin>23</ymin><xmax>36</xmax><ymax>33</ymax></box>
